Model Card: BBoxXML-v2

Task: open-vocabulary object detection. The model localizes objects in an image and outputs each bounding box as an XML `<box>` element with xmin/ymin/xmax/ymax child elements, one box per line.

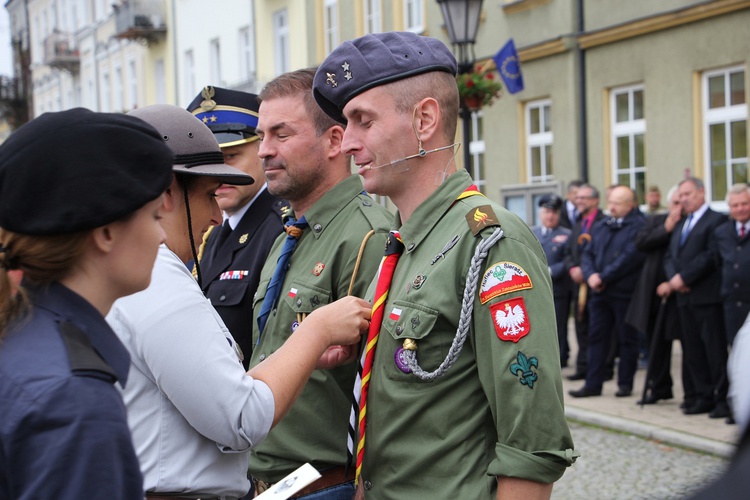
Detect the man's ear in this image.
<box><xmin>413</xmin><ymin>97</ymin><xmax>441</xmax><ymax>144</ymax></box>
<box><xmin>325</xmin><ymin>125</ymin><xmax>345</xmax><ymax>159</ymax></box>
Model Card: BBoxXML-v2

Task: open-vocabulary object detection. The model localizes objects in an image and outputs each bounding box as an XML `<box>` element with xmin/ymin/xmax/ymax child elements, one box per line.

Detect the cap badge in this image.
<box><xmin>325</xmin><ymin>72</ymin><xmax>338</xmax><ymax>88</ymax></box>
<box><xmin>342</xmin><ymin>62</ymin><xmax>352</xmax><ymax>81</ymax></box>
<box><xmin>200</xmin><ymin>86</ymin><xmax>217</xmax><ymax>111</ymax></box>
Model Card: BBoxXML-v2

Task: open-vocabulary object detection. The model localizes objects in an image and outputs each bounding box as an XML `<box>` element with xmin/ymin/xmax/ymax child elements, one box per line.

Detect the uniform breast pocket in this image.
<box><xmin>281</xmin><ymin>281</ymin><xmax>332</xmax><ymax>317</ymax></box>
<box><xmin>381</xmin><ymin>300</ymin><xmax>443</xmax><ymax>383</ymax></box>
<box><xmin>207</xmin><ymin>279</ymin><xmax>252</xmax><ymax>307</ymax></box>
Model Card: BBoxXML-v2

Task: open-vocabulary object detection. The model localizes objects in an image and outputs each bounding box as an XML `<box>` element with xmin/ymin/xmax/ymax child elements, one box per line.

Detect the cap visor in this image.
<box><xmin>173</xmin><ymin>163</ymin><xmax>255</xmax><ymax>185</ymax></box>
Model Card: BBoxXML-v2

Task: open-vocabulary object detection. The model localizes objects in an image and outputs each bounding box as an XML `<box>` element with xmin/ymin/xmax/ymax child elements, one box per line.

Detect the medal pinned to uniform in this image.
<box><xmin>312</xmin><ymin>262</ymin><xmax>325</xmax><ymax>276</ymax></box>
<box><xmin>406</xmin><ymin>273</ymin><xmax>427</xmax><ymax>294</ymax></box>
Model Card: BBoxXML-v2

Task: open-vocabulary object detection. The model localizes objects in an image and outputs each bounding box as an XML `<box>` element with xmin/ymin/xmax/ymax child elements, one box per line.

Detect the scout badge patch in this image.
<box><xmin>479</xmin><ymin>261</ymin><xmax>533</xmax><ymax>304</ymax></box>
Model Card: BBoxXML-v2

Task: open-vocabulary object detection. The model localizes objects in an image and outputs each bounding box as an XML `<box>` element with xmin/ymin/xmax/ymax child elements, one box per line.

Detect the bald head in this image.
<box><xmin>608</xmin><ymin>185</ymin><xmax>637</xmax><ymax>219</ymax></box>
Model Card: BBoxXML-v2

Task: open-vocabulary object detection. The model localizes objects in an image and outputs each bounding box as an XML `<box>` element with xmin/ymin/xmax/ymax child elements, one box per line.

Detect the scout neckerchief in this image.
<box><xmin>350</xmin><ymin>184</ymin><xmax>496</xmax><ymax>483</ymax></box>
<box><xmin>256</xmin><ymin>216</ymin><xmax>308</xmax><ymax>338</ymax></box>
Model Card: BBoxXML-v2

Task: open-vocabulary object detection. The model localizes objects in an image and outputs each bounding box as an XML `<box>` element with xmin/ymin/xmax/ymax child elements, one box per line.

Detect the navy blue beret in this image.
<box><xmin>538</xmin><ymin>194</ymin><xmax>564</xmax><ymax>210</ymax></box>
<box><xmin>187</xmin><ymin>86</ymin><xmax>259</xmax><ymax>147</ymax></box>
<box><xmin>0</xmin><ymin>108</ymin><xmax>174</xmax><ymax>235</ymax></box>
<box><xmin>313</xmin><ymin>31</ymin><xmax>457</xmax><ymax>123</ymax></box>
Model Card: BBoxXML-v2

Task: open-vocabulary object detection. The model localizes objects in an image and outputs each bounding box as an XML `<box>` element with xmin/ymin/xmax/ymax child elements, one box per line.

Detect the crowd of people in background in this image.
<box><xmin>532</xmin><ymin>177</ymin><xmax>750</xmax><ymax>427</ymax></box>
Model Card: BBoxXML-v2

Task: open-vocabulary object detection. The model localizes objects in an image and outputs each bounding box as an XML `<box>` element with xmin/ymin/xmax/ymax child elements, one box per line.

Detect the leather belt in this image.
<box><xmin>253</xmin><ymin>465</ymin><xmax>354</xmax><ymax>498</ymax></box>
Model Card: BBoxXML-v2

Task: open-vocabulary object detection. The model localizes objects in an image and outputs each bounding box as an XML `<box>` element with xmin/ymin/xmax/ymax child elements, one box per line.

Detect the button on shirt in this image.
<box><xmin>0</xmin><ymin>282</ymin><xmax>143</xmax><ymax>500</ymax></box>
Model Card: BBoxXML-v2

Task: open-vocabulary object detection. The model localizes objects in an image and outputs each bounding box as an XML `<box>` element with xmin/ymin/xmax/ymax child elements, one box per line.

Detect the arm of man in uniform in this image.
<box><xmin>497</xmin><ymin>476</ymin><xmax>553</xmax><ymax>500</ymax></box>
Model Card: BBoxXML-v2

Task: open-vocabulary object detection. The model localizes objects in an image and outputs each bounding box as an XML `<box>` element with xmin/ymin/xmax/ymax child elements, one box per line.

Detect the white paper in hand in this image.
<box><xmin>255</xmin><ymin>463</ymin><xmax>322</xmax><ymax>500</ymax></box>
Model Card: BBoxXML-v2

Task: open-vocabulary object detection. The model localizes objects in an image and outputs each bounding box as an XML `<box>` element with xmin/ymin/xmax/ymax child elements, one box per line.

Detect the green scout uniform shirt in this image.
<box><xmin>359</xmin><ymin>170</ymin><xmax>576</xmax><ymax>499</ymax></box>
<box><xmin>249</xmin><ymin>175</ymin><xmax>393</xmax><ymax>482</ymax></box>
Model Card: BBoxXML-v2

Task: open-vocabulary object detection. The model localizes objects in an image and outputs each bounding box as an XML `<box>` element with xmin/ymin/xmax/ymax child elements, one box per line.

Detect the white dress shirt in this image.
<box><xmin>108</xmin><ymin>245</ymin><xmax>274</xmax><ymax>497</ymax></box>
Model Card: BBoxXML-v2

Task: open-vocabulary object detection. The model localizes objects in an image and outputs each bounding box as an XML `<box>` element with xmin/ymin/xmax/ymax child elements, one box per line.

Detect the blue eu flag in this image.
<box><xmin>493</xmin><ymin>39</ymin><xmax>524</xmax><ymax>94</ymax></box>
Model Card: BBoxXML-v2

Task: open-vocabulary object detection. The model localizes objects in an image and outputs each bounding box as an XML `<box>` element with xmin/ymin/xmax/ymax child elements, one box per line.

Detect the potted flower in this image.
<box><xmin>456</xmin><ymin>64</ymin><xmax>503</xmax><ymax>111</ymax></box>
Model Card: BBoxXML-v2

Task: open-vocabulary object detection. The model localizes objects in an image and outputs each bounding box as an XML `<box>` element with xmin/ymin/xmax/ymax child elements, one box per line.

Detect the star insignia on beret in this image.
<box><xmin>342</xmin><ymin>62</ymin><xmax>350</xmax><ymax>71</ymax></box>
<box><xmin>345</xmin><ymin>72</ymin><xmax>352</xmax><ymax>81</ymax></box>
<box><xmin>202</xmin><ymin>117</ymin><xmax>209</xmax><ymax>123</ymax></box>
<box><xmin>210</xmin><ymin>115</ymin><xmax>217</xmax><ymax>123</ymax></box>
<box><xmin>325</xmin><ymin>72</ymin><xmax>338</xmax><ymax>88</ymax></box>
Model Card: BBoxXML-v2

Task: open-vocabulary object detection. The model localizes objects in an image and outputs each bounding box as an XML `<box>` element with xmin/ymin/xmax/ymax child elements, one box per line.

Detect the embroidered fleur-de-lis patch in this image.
<box><xmin>509</xmin><ymin>351</ymin><xmax>538</xmax><ymax>389</ymax></box>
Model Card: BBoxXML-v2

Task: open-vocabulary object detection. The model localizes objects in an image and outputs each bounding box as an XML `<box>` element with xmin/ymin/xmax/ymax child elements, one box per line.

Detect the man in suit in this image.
<box><xmin>715</xmin><ymin>183</ymin><xmax>750</xmax><ymax>347</ymax></box>
<box><xmin>664</xmin><ymin>177</ymin><xmax>729</xmax><ymax>418</ymax></box>
<box><xmin>565</xmin><ymin>183</ymin><xmax>605</xmax><ymax>380</ymax></box>
<box><xmin>188</xmin><ymin>87</ymin><xmax>289</xmax><ymax>368</ymax></box>
<box><xmin>533</xmin><ymin>194</ymin><xmax>572</xmax><ymax>367</ymax></box>
<box><xmin>559</xmin><ymin>180</ymin><xmax>584</xmax><ymax>229</ymax></box>
<box><xmin>570</xmin><ymin>186</ymin><xmax>646</xmax><ymax>398</ymax></box>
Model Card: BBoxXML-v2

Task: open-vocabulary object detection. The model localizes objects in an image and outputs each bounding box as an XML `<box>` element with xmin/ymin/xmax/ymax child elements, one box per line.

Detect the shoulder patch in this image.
<box><xmin>490</xmin><ymin>297</ymin><xmax>531</xmax><ymax>342</ymax></box>
<box><xmin>480</xmin><ymin>261</ymin><xmax>533</xmax><ymax>303</ymax></box>
<box><xmin>58</xmin><ymin>321</ymin><xmax>118</xmax><ymax>382</ymax></box>
<box><xmin>466</xmin><ymin>205</ymin><xmax>501</xmax><ymax>236</ymax></box>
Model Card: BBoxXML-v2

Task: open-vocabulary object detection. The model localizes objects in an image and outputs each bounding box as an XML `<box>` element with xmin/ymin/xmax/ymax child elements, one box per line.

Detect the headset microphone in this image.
<box><xmin>364</xmin><ymin>143</ymin><xmax>458</xmax><ymax>171</ymax></box>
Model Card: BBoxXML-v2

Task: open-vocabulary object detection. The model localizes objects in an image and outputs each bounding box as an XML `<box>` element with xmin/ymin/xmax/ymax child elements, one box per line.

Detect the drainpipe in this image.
<box><xmin>577</xmin><ymin>0</ymin><xmax>588</xmax><ymax>183</ymax></box>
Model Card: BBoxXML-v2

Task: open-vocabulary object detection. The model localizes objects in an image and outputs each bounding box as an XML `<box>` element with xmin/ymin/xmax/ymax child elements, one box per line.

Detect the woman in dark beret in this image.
<box><xmin>0</xmin><ymin>108</ymin><xmax>174</xmax><ymax>500</ymax></box>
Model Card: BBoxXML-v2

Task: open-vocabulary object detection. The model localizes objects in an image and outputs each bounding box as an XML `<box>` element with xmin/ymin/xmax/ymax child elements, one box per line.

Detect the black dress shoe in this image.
<box><xmin>566</xmin><ymin>372</ymin><xmax>586</xmax><ymax>381</ymax></box>
<box><xmin>637</xmin><ymin>392</ymin><xmax>674</xmax><ymax>405</ymax></box>
<box><xmin>680</xmin><ymin>400</ymin><xmax>695</xmax><ymax>410</ymax></box>
<box><xmin>684</xmin><ymin>400</ymin><xmax>715</xmax><ymax>415</ymax></box>
<box><xmin>727</xmin><ymin>415</ymin><xmax>736</xmax><ymax>425</ymax></box>
<box><xmin>615</xmin><ymin>386</ymin><xmax>633</xmax><ymax>397</ymax></box>
<box><xmin>569</xmin><ymin>386</ymin><xmax>602</xmax><ymax>398</ymax></box>
<box><xmin>709</xmin><ymin>402</ymin><xmax>731</xmax><ymax>419</ymax></box>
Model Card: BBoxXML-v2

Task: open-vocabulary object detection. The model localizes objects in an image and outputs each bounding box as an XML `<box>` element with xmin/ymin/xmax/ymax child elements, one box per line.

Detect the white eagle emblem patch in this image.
<box><xmin>489</xmin><ymin>297</ymin><xmax>531</xmax><ymax>342</ymax></box>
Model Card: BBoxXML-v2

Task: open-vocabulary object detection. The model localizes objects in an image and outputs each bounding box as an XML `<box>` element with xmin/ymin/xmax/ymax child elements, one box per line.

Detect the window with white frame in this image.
<box><xmin>209</xmin><ymin>38</ymin><xmax>221</xmax><ymax>85</ymax></box>
<box><xmin>324</xmin><ymin>0</ymin><xmax>338</xmax><ymax>54</ymax></box>
<box><xmin>273</xmin><ymin>9</ymin><xmax>289</xmax><ymax>76</ymax></box>
<box><xmin>404</xmin><ymin>0</ymin><xmax>423</xmax><ymax>33</ymax></box>
<box><xmin>155</xmin><ymin>59</ymin><xmax>166</xmax><ymax>104</ymax></box>
<box><xmin>113</xmin><ymin>65</ymin><xmax>123</xmax><ymax>112</ymax></box>
<box><xmin>238</xmin><ymin>26</ymin><xmax>256</xmax><ymax>82</ymax></box>
<box><xmin>127</xmin><ymin>59</ymin><xmax>137</xmax><ymax>109</ymax></box>
<box><xmin>702</xmin><ymin>65</ymin><xmax>747</xmax><ymax>203</ymax></box>
<box><xmin>611</xmin><ymin>84</ymin><xmax>646</xmax><ymax>203</ymax></box>
<box><xmin>364</xmin><ymin>0</ymin><xmax>381</xmax><ymax>34</ymax></box>
<box><xmin>525</xmin><ymin>99</ymin><xmax>553</xmax><ymax>183</ymax></box>
<box><xmin>468</xmin><ymin>111</ymin><xmax>487</xmax><ymax>193</ymax></box>
<box><xmin>184</xmin><ymin>50</ymin><xmax>195</xmax><ymax>103</ymax></box>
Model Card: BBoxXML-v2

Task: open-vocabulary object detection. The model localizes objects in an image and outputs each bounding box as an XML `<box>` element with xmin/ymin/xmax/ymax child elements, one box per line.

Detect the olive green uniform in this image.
<box><xmin>249</xmin><ymin>175</ymin><xmax>393</xmax><ymax>482</ymax></box>
<box><xmin>359</xmin><ymin>170</ymin><xmax>576</xmax><ymax>499</ymax></box>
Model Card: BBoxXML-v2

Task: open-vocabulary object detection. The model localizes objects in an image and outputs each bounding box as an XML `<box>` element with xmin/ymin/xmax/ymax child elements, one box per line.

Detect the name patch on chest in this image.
<box><xmin>479</xmin><ymin>261</ymin><xmax>533</xmax><ymax>304</ymax></box>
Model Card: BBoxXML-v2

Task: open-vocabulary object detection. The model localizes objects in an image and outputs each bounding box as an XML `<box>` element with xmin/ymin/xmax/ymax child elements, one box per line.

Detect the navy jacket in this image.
<box><xmin>532</xmin><ymin>224</ymin><xmax>572</xmax><ymax>297</ymax></box>
<box><xmin>581</xmin><ymin>208</ymin><xmax>646</xmax><ymax>299</ymax></box>
<box><xmin>0</xmin><ymin>283</ymin><xmax>143</xmax><ymax>499</ymax></box>
<box><xmin>664</xmin><ymin>208</ymin><xmax>726</xmax><ymax>306</ymax></box>
<box><xmin>199</xmin><ymin>189</ymin><xmax>288</xmax><ymax>367</ymax></box>
<box><xmin>714</xmin><ymin>218</ymin><xmax>750</xmax><ymax>302</ymax></box>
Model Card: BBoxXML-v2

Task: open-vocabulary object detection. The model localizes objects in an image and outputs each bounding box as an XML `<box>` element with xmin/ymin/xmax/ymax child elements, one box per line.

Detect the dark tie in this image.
<box><xmin>256</xmin><ymin>216</ymin><xmax>308</xmax><ymax>337</ymax></box>
<box><xmin>741</xmin><ymin>225</ymin><xmax>746</xmax><ymax>239</ymax></box>
<box><xmin>680</xmin><ymin>214</ymin><xmax>694</xmax><ymax>246</ymax></box>
<box><xmin>349</xmin><ymin>231</ymin><xmax>404</xmax><ymax>482</ymax></box>
<box><xmin>210</xmin><ymin>220</ymin><xmax>233</xmax><ymax>260</ymax></box>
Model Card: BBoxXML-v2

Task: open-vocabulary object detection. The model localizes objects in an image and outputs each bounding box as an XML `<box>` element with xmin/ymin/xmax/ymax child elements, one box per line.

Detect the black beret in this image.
<box><xmin>0</xmin><ymin>108</ymin><xmax>174</xmax><ymax>236</ymax></box>
<box><xmin>128</xmin><ymin>104</ymin><xmax>253</xmax><ymax>186</ymax></box>
<box><xmin>538</xmin><ymin>194</ymin><xmax>564</xmax><ymax>211</ymax></box>
<box><xmin>313</xmin><ymin>31</ymin><xmax>457</xmax><ymax>123</ymax></box>
<box><xmin>187</xmin><ymin>86</ymin><xmax>260</xmax><ymax>148</ymax></box>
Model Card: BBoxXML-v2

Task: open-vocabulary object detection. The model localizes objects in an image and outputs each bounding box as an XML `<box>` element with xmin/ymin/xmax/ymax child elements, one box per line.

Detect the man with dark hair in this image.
<box><xmin>664</xmin><ymin>176</ymin><xmax>729</xmax><ymax>418</ymax></box>
<box><xmin>188</xmin><ymin>87</ymin><xmax>289</xmax><ymax>368</ymax></box>
<box><xmin>314</xmin><ymin>32</ymin><xmax>575</xmax><ymax>499</ymax></box>
<box><xmin>248</xmin><ymin>68</ymin><xmax>393</xmax><ymax>499</ymax></box>
<box><xmin>560</xmin><ymin>179</ymin><xmax>584</xmax><ymax>229</ymax></box>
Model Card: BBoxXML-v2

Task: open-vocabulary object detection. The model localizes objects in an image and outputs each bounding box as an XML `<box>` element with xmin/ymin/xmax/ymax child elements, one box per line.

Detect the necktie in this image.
<box><xmin>741</xmin><ymin>225</ymin><xmax>746</xmax><ymax>239</ymax></box>
<box><xmin>209</xmin><ymin>220</ymin><xmax>233</xmax><ymax>260</ymax></box>
<box><xmin>349</xmin><ymin>230</ymin><xmax>404</xmax><ymax>482</ymax></box>
<box><xmin>679</xmin><ymin>214</ymin><xmax>694</xmax><ymax>246</ymax></box>
<box><xmin>256</xmin><ymin>216</ymin><xmax>308</xmax><ymax>337</ymax></box>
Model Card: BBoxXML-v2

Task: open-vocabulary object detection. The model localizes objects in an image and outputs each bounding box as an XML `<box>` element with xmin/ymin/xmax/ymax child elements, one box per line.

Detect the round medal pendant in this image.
<box><xmin>394</xmin><ymin>347</ymin><xmax>412</xmax><ymax>373</ymax></box>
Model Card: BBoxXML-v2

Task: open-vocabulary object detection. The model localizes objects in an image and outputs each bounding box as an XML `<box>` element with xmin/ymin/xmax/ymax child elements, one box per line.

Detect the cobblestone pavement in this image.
<box><xmin>552</xmin><ymin>422</ymin><xmax>728</xmax><ymax>499</ymax></box>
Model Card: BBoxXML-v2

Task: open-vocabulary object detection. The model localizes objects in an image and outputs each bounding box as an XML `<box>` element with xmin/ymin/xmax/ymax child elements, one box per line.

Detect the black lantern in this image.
<box><xmin>437</xmin><ymin>0</ymin><xmax>484</xmax><ymax>175</ymax></box>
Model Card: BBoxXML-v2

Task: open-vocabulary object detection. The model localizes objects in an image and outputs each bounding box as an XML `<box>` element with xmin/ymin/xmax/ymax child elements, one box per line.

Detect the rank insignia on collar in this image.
<box><xmin>480</xmin><ymin>261</ymin><xmax>533</xmax><ymax>304</ymax></box>
<box><xmin>239</xmin><ymin>233</ymin><xmax>248</xmax><ymax>244</ymax></box>
<box><xmin>490</xmin><ymin>297</ymin><xmax>531</xmax><ymax>342</ymax></box>
<box><xmin>313</xmin><ymin>262</ymin><xmax>325</xmax><ymax>276</ymax></box>
<box><xmin>466</xmin><ymin>205</ymin><xmax>500</xmax><ymax>236</ymax></box>
<box><xmin>509</xmin><ymin>351</ymin><xmax>538</xmax><ymax>388</ymax></box>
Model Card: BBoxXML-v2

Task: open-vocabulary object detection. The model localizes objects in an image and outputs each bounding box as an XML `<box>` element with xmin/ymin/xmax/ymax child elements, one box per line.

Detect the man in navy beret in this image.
<box><xmin>532</xmin><ymin>194</ymin><xmax>573</xmax><ymax>369</ymax></box>
<box><xmin>188</xmin><ymin>86</ymin><xmax>289</xmax><ymax>367</ymax></box>
<box><xmin>314</xmin><ymin>31</ymin><xmax>576</xmax><ymax>499</ymax></box>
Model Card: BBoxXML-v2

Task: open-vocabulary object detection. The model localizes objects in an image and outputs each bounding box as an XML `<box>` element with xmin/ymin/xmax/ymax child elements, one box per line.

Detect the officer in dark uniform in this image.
<box><xmin>0</xmin><ymin>108</ymin><xmax>174</xmax><ymax>499</ymax></box>
<box><xmin>188</xmin><ymin>86</ymin><xmax>289</xmax><ymax>367</ymax></box>
<box><xmin>532</xmin><ymin>194</ymin><xmax>572</xmax><ymax>367</ymax></box>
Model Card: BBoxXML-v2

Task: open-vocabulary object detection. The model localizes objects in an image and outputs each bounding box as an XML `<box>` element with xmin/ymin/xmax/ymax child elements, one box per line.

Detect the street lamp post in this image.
<box><xmin>437</xmin><ymin>0</ymin><xmax>484</xmax><ymax>175</ymax></box>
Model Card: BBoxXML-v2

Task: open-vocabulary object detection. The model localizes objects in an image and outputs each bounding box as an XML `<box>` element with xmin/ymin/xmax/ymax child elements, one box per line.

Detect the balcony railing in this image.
<box><xmin>43</xmin><ymin>32</ymin><xmax>80</xmax><ymax>72</ymax></box>
<box><xmin>114</xmin><ymin>0</ymin><xmax>167</xmax><ymax>43</ymax></box>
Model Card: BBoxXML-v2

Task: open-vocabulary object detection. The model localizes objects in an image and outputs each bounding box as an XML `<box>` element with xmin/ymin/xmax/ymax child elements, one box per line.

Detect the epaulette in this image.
<box><xmin>58</xmin><ymin>321</ymin><xmax>118</xmax><ymax>383</ymax></box>
<box><xmin>465</xmin><ymin>204</ymin><xmax>502</xmax><ymax>236</ymax></box>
